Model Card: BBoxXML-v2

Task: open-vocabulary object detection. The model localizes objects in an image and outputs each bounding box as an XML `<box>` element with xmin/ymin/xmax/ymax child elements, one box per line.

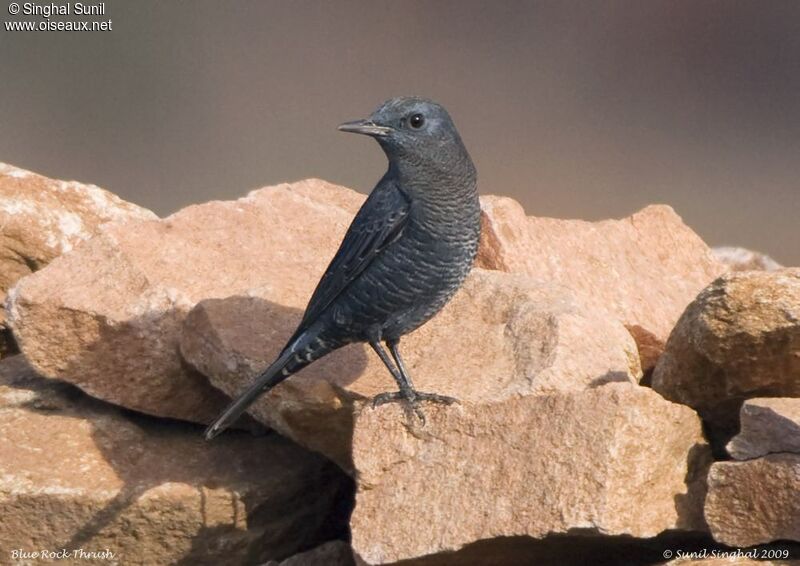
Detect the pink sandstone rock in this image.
<box><xmin>652</xmin><ymin>269</ymin><xmax>800</xmax><ymax>440</ymax></box>
<box><xmin>705</xmin><ymin>454</ymin><xmax>800</xmax><ymax>547</ymax></box>
<box><xmin>180</xmin><ymin>269</ymin><xmax>642</xmax><ymax>470</ymax></box>
<box><xmin>350</xmin><ymin>383</ymin><xmax>709</xmax><ymax>564</ymax></box>
<box><xmin>7</xmin><ymin>179</ymin><xmax>365</xmax><ymax>423</ymax></box>
<box><xmin>477</xmin><ymin>198</ymin><xmax>726</xmax><ymax>370</ymax></box>
<box><xmin>0</xmin><ymin>162</ymin><xmax>155</xmax><ymax>358</ymax></box>
<box><xmin>0</xmin><ymin>355</ymin><xmax>350</xmax><ymax>565</ymax></box>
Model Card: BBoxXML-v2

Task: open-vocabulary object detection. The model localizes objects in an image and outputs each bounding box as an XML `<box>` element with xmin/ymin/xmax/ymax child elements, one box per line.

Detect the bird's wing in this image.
<box><xmin>286</xmin><ymin>177</ymin><xmax>410</xmax><ymax>346</ymax></box>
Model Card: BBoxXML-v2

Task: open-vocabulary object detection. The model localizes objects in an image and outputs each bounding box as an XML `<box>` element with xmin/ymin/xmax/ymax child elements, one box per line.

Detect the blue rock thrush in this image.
<box><xmin>205</xmin><ymin>96</ymin><xmax>481</xmax><ymax>439</ymax></box>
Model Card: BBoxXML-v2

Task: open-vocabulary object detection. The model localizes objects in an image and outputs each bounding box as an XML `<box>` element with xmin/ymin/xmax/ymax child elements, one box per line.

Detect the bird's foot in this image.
<box><xmin>371</xmin><ymin>389</ymin><xmax>459</xmax><ymax>425</ymax></box>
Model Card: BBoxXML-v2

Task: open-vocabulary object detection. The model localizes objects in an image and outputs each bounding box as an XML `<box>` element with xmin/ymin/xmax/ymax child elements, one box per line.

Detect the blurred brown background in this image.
<box><xmin>1</xmin><ymin>1</ymin><xmax>797</xmax><ymax>264</ymax></box>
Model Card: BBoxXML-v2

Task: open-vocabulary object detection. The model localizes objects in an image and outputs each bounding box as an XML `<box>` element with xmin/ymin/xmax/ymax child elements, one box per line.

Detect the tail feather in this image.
<box><xmin>204</xmin><ymin>347</ymin><xmax>296</xmax><ymax>440</ymax></box>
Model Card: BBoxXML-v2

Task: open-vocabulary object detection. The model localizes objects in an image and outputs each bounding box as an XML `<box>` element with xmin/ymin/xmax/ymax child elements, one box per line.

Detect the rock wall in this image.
<box><xmin>2</xmin><ymin>162</ymin><xmax>798</xmax><ymax>565</ymax></box>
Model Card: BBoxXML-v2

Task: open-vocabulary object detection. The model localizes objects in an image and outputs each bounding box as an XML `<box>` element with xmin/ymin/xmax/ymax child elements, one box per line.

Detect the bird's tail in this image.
<box><xmin>204</xmin><ymin>346</ymin><xmax>298</xmax><ymax>440</ymax></box>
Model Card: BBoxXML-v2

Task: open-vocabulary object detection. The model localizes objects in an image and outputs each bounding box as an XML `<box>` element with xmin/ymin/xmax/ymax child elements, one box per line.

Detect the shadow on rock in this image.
<box><xmin>388</xmin><ymin>531</ymin><xmax>800</xmax><ymax>566</ymax></box>
<box><xmin>180</xmin><ymin>294</ymin><xmax>371</xmax><ymax>471</ymax></box>
<box><xmin>1</xmin><ymin>355</ymin><xmax>355</xmax><ymax>565</ymax></box>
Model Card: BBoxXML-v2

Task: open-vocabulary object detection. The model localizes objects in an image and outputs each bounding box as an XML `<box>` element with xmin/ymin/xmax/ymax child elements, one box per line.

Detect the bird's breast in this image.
<box><xmin>328</xmin><ymin>189</ymin><xmax>480</xmax><ymax>340</ymax></box>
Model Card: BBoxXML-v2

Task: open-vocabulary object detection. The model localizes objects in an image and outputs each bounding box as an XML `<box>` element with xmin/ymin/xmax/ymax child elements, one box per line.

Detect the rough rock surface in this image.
<box><xmin>0</xmin><ymin>162</ymin><xmax>156</xmax><ymax>295</ymax></box>
<box><xmin>181</xmin><ymin>269</ymin><xmax>642</xmax><ymax>470</ymax></box>
<box><xmin>0</xmin><ymin>355</ymin><xmax>350</xmax><ymax>565</ymax></box>
<box><xmin>652</xmin><ymin>269</ymin><xmax>800</xmax><ymax>440</ymax></box>
<box><xmin>477</xmin><ymin>198</ymin><xmax>726</xmax><ymax>369</ymax></box>
<box><xmin>726</xmin><ymin>398</ymin><xmax>800</xmax><ymax>460</ymax></box>
<box><xmin>705</xmin><ymin>454</ymin><xmax>800</xmax><ymax>547</ymax></box>
<box><xmin>350</xmin><ymin>383</ymin><xmax>709</xmax><ymax>564</ymax></box>
<box><xmin>0</xmin><ymin>163</ymin><xmax>155</xmax><ymax>358</ymax></box>
<box><xmin>7</xmin><ymin>179</ymin><xmax>366</xmax><ymax>424</ymax></box>
<box><xmin>713</xmin><ymin>246</ymin><xmax>784</xmax><ymax>272</ymax></box>
<box><xmin>6</xmin><ymin>178</ymin><xmax>661</xmax><ymax>429</ymax></box>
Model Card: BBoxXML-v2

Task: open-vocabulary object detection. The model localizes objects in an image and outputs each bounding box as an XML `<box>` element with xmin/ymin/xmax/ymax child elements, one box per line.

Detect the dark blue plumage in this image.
<box><xmin>205</xmin><ymin>96</ymin><xmax>480</xmax><ymax>439</ymax></box>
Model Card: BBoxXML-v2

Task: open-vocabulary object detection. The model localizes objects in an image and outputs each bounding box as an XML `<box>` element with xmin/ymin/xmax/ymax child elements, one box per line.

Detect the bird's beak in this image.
<box><xmin>337</xmin><ymin>119</ymin><xmax>391</xmax><ymax>137</ymax></box>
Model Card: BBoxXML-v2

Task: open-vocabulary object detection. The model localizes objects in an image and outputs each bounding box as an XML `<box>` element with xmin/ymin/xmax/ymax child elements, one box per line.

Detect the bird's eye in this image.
<box><xmin>409</xmin><ymin>113</ymin><xmax>425</xmax><ymax>129</ymax></box>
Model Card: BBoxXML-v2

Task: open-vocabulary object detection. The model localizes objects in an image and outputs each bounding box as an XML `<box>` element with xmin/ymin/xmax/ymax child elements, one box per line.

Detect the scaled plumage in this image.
<box><xmin>205</xmin><ymin>97</ymin><xmax>480</xmax><ymax>439</ymax></box>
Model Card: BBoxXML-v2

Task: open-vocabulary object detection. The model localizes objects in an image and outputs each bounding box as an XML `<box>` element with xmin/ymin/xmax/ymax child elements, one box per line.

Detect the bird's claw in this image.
<box><xmin>370</xmin><ymin>390</ymin><xmax>459</xmax><ymax>426</ymax></box>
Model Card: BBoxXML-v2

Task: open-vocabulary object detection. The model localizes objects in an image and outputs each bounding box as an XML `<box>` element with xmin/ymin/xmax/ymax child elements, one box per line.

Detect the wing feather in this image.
<box><xmin>285</xmin><ymin>177</ymin><xmax>410</xmax><ymax>346</ymax></box>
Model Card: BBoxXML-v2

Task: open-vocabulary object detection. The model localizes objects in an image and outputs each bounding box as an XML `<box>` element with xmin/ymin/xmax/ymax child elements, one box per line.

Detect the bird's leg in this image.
<box><xmin>368</xmin><ymin>340</ymin><xmax>415</xmax><ymax>400</ymax></box>
<box><xmin>388</xmin><ymin>339</ymin><xmax>458</xmax><ymax>407</ymax></box>
<box><xmin>369</xmin><ymin>339</ymin><xmax>458</xmax><ymax>424</ymax></box>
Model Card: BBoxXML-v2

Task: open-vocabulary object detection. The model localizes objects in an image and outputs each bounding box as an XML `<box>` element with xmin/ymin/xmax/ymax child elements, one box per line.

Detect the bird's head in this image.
<box><xmin>338</xmin><ymin>96</ymin><xmax>469</xmax><ymax>166</ymax></box>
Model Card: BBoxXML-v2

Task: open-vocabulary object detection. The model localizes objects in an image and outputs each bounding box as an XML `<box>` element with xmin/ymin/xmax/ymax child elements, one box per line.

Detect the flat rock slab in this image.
<box><xmin>705</xmin><ymin>454</ymin><xmax>800</xmax><ymax>547</ymax></box>
<box><xmin>0</xmin><ymin>356</ymin><xmax>350</xmax><ymax>565</ymax></box>
<box><xmin>0</xmin><ymin>162</ymin><xmax>155</xmax><ymax>358</ymax></box>
<box><xmin>350</xmin><ymin>383</ymin><xmax>709</xmax><ymax>564</ymax></box>
<box><xmin>477</xmin><ymin>198</ymin><xmax>726</xmax><ymax>368</ymax></box>
<box><xmin>727</xmin><ymin>398</ymin><xmax>800</xmax><ymax>460</ymax></box>
<box><xmin>7</xmin><ymin>179</ymin><xmax>365</xmax><ymax>423</ymax></box>
<box><xmin>182</xmin><ymin>269</ymin><xmax>642</xmax><ymax>470</ymax></box>
<box><xmin>0</xmin><ymin>162</ymin><xmax>156</xmax><ymax>294</ymax></box>
<box><xmin>652</xmin><ymin>269</ymin><xmax>800</xmax><ymax>442</ymax></box>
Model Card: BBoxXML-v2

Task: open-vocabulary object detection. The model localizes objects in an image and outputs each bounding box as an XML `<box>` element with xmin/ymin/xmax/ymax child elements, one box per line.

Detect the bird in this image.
<box><xmin>204</xmin><ymin>96</ymin><xmax>481</xmax><ymax>440</ymax></box>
